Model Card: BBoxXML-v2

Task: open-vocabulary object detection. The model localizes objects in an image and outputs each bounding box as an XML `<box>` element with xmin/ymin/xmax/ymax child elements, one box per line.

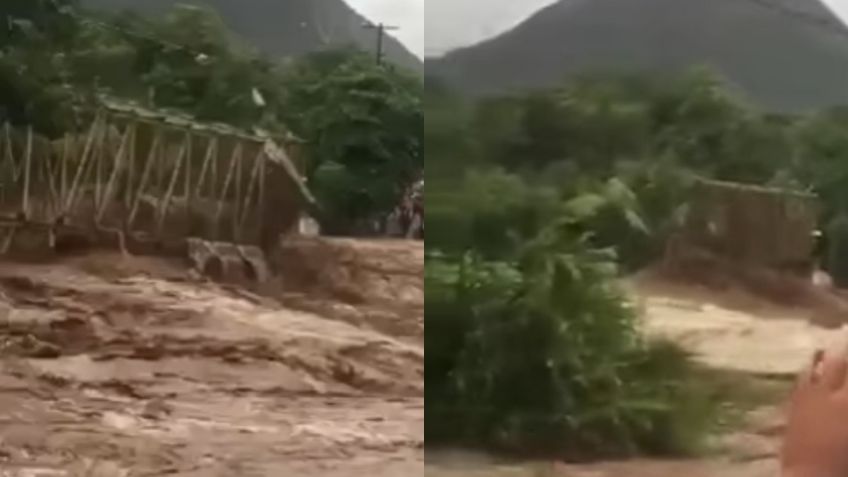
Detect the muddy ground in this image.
<box><xmin>0</xmin><ymin>239</ymin><xmax>424</xmax><ymax>476</ymax></box>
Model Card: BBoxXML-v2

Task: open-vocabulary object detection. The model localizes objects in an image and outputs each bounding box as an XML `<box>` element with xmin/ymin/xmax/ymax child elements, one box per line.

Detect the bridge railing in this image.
<box><xmin>0</xmin><ymin>108</ymin><xmax>311</xmax><ymax>255</ymax></box>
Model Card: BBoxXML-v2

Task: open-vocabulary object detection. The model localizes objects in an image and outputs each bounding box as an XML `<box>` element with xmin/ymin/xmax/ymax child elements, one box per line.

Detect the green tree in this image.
<box><xmin>426</xmin><ymin>180</ymin><xmax>714</xmax><ymax>456</ymax></box>
<box><xmin>427</xmin><ymin>168</ymin><xmax>560</xmax><ymax>258</ymax></box>
<box><xmin>282</xmin><ymin>50</ymin><xmax>422</xmax><ymax>233</ymax></box>
<box><xmin>0</xmin><ymin>0</ymin><xmax>78</xmax><ymax>48</ymax></box>
<box><xmin>0</xmin><ymin>0</ymin><xmax>80</xmax><ymax>133</ymax></box>
<box><xmin>111</xmin><ymin>5</ymin><xmax>287</xmax><ymax>129</ymax></box>
<box><xmin>424</xmin><ymin>76</ymin><xmax>477</xmax><ymax>179</ymax></box>
<box><xmin>793</xmin><ymin>111</ymin><xmax>848</xmax><ymax>216</ymax></box>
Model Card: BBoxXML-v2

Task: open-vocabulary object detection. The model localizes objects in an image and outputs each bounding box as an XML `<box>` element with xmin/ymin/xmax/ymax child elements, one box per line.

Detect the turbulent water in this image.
<box><xmin>0</xmin><ymin>241</ymin><xmax>424</xmax><ymax>476</ymax></box>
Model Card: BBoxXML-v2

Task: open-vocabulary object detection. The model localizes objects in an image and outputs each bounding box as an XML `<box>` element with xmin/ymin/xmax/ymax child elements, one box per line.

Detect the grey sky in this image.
<box><xmin>345</xmin><ymin>0</ymin><xmax>848</xmax><ymax>59</ymax></box>
<box><xmin>424</xmin><ymin>0</ymin><xmax>558</xmax><ymax>57</ymax></box>
<box><xmin>826</xmin><ymin>0</ymin><xmax>848</xmax><ymax>22</ymax></box>
<box><xmin>423</xmin><ymin>0</ymin><xmax>848</xmax><ymax>58</ymax></box>
<box><xmin>347</xmin><ymin>0</ymin><xmax>424</xmax><ymax>57</ymax></box>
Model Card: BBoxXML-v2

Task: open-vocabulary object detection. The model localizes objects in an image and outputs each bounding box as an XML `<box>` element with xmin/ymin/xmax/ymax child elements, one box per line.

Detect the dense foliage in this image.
<box><xmin>426</xmin><ymin>65</ymin><xmax>848</xmax><ymax>457</ymax></box>
<box><xmin>426</xmin><ymin>179</ymin><xmax>715</xmax><ymax>456</ymax></box>
<box><xmin>282</xmin><ymin>50</ymin><xmax>422</xmax><ymax>233</ymax></box>
<box><xmin>0</xmin><ymin>1</ymin><xmax>422</xmax><ymax>233</ymax></box>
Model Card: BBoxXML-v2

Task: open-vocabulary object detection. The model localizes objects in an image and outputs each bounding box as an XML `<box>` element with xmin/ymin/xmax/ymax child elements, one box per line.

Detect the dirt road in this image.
<box><xmin>0</xmin><ymin>240</ymin><xmax>424</xmax><ymax>476</ymax></box>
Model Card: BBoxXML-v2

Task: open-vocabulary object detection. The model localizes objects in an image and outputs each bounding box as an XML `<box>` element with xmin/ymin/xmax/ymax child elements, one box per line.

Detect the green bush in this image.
<box><xmin>425</xmin><ymin>218</ymin><xmax>716</xmax><ymax>457</ymax></box>
<box><xmin>427</xmin><ymin>169</ymin><xmax>560</xmax><ymax>259</ymax></box>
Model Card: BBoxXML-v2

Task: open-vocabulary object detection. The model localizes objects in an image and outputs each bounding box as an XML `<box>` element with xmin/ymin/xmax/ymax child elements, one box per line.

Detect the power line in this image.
<box><xmin>363</xmin><ymin>21</ymin><xmax>399</xmax><ymax>66</ymax></box>
<box><xmin>734</xmin><ymin>0</ymin><xmax>848</xmax><ymax>38</ymax></box>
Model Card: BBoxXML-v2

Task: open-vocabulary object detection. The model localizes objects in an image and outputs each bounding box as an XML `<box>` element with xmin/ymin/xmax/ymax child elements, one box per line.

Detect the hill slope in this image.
<box><xmin>81</xmin><ymin>0</ymin><xmax>421</xmax><ymax>72</ymax></box>
<box><xmin>426</xmin><ymin>0</ymin><xmax>848</xmax><ymax>110</ymax></box>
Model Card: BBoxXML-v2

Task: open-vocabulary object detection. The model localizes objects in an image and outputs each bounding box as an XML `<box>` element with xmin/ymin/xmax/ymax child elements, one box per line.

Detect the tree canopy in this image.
<box><xmin>425</xmin><ymin>64</ymin><xmax>848</xmax><ymax>457</ymax></box>
<box><xmin>0</xmin><ymin>1</ymin><xmax>423</xmax><ymax>233</ymax></box>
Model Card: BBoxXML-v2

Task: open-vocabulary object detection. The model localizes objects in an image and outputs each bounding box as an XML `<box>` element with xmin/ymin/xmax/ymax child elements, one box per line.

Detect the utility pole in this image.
<box><xmin>363</xmin><ymin>22</ymin><xmax>399</xmax><ymax>66</ymax></box>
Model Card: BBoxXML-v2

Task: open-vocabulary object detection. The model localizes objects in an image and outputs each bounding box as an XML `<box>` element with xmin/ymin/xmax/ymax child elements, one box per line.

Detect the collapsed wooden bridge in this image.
<box><xmin>0</xmin><ymin>98</ymin><xmax>315</xmax><ymax>276</ymax></box>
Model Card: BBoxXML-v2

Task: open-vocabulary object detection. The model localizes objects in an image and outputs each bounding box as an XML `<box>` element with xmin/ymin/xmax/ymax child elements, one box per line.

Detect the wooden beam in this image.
<box><xmin>128</xmin><ymin>130</ymin><xmax>162</xmax><ymax>228</ymax></box>
<box><xmin>213</xmin><ymin>143</ymin><xmax>241</xmax><ymax>240</ymax></box>
<box><xmin>65</xmin><ymin>115</ymin><xmax>102</xmax><ymax>214</ymax></box>
<box><xmin>239</xmin><ymin>148</ymin><xmax>265</xmax><ymax>230</ymax></box>
<box><xmin>156</xmin><ymin>133</ymin><xmax>188</xmax><ymax>236</ymax></box>
<box><xmin>194</xmin><ymin>137</ymin><xmax>216</xmax><ymax>199</ymax></box>
<box><xmin>21</xmin><ymin>126</ymin><xmax>32</xmax><ymax>219</ymax></box>
<box><xmin>184</xmin><ymin>133</ymin><xmax>193</xmax><ymax>235</ymax></box>
<box><xmin>42</xmin><ymin>140</ymin><xmax>60</xmax><ymax>219</ymax></box>
<box><xmin>60</xmin><ymin>133</ymin><xmax>69</xmax><ymax>208</ymax></box>
<box><xmin>96</xmin><ymin>124</ymin><xmax>133</xmax><ymax>224</ymax></box>
<box><xmin>94</xmin><ymin>121</ymin><xmax>106</xmax><ymax>209</ymax></box>
<box><xmin>125</xmin><ymin>123</ymin><xmax>137</xmax><ymax>208</ymax></box>
<box><xmin>233</xmin><ymin>141</ymin><xmax>244</xmax><ymax>239</ymax></box>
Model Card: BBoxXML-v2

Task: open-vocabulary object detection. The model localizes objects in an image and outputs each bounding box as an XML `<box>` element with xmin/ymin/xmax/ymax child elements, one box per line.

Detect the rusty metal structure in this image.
<box><xmin>0</xmin><ymin>97</ymin><xmax>315</xmax><ymax>262</ymax></box>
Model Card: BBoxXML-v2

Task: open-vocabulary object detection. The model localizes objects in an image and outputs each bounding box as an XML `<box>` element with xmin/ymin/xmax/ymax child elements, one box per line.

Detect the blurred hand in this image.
<box><xmin>783</xmin><ymin>339</ymin><xmax>848</xmax><ymax>477</ymax></box>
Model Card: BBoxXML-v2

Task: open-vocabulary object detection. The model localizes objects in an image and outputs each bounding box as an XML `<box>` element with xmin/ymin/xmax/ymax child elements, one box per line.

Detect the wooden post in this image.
<box><xmin>43</xmin><ymin>142</ymin><xmax>60</xmax><ymax>219</ymax></box>
<box><xmin>1</xmin><ymin>124</ymin><xmax>20</xmax><ymax>208</ymax></box>
<box><xmin>239</xmin><ymin>147</ymin><xmax>265</xmax><ymax>231</ymax></box>
<box><xmin>36</xmin><ymin>133</ymin><xmax>45</xmax><ymax>218</ymax></box>
<box><xmin>125</xmin><ymin>123</ymin><xmax>137</xmax><ymax>208</ymax></box>
<box><xmin>0</xmin><ymin>124</ymin><xmax>7</xmax><ymax>207</ymax></box>
<box><xmin>211</xmin><ymin>140</ymin><xmax>219</xmax><ymax>199</ymax></box>
<box><xmin>193</xmin><ymin>137</ymin><xmax>216</xmax><ymax>199</ymax></box>
<box><xmin>65</xmin><ymin>116</ymin><xmax>102</xmax><ymax>214</ymax></box>
<box><xmin>156</xmin><ymin>135</ymin><xmax>165</xmax><ymax>194</ymax></box>
<box><xmin>4</xmin><ymin>124</ymin><xmax>18</xmax><ymax>184</ymax></box>
<box><xmin>94</xmin><ymin>121</ymin><xmax>106</xmax><ymax>210</ymax></box>
<box><xmin>128</xmin><ymin>130</ymin><xmax>162</xmax><ymax>228</ymax></box>
<box><xmin>184</xmin><ymin>132</ymin><xmax>193</xmax><ymax>198</ymax></box>
<box><xmin>21</xmin><ymin>126</ymin><xmax>32</xmax><ymax>220</ymax></box>
<box><xmin>0</xmin><ymin>124</ymin><xmax>6</xmax><ymax>206</ymax></box>
<box><xmin>214</xmin><ymin>143</ymin><xmax>241</xmax><ymax>240</ymax></box>
<box><xmin>60</xmin><ymin>134</ymin><xmax>69</xmax><ymax>208</ymax></box>
<box><xmin>155</xmin><ymin>134</ymin><xmax>188</xmax><ymax>237</ymax></box>
<box><xmin>233</xmin><ymin>141</ymin><xmax>244</xmax><ymax>240</ymax></box>
<box><xmin>66</xmin><ymin>134</ymin><xmax>100</xmax><ymax>218</ymax></box>
<box><xmin>184</xmin><ymin>132</ymin><xmax>193</xmax><ymax>235</ymax></box>
<box><xmin>96</xmin><ymin>125</ymin><xmax>132</xmax><ymax>224</ymax></box>
<box><xmin>257</xmin><ymin>152</ymin><xmax>266</xmax><ymax>246</ymax></box>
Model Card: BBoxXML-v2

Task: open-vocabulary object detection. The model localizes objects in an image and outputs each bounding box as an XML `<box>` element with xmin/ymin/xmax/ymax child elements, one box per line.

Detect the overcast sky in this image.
<box><xmin>347</xmin><ymin>0</ymin><xmax>425</xmax><ymax>57</ymax></box>
<box><xmin>418</xmin><ymin>0</ymin><xmax>848</xmax><ymax>58</ymax></box>
<box><xmin>348</xmin><ymin>0</ymin><xmax>848</xmax><ymax>59</ymax></box>
<box><xmin>826</xmin><ymin>0</ymin><xmax>848</xmax><ymax>24</ymax></box>
<box><xmin>423</xmin><ymin>0</ymin><xmax>560</xmax><ymax>57</ymax></box>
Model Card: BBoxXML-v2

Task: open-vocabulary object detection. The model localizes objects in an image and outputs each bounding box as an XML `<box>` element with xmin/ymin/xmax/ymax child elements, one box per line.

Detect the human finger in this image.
<box><xmin>804</xmin><ymin>349</ymin><xmax>825</xmax><ymax>385</ymax></box>
<box><xmin>821</xmin><ymin>354</ymin><xmax>848</xmax><ymax>391</ymax></box>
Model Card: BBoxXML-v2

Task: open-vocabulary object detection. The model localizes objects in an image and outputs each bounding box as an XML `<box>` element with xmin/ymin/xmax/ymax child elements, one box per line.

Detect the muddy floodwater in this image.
<box><xmin>0</xmin><ymin>240</ymin><xmax>424</xmax><ymax>477</ymax></box>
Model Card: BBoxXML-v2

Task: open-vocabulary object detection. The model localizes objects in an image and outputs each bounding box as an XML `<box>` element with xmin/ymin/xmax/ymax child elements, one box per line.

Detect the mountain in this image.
<box><xmin>80</xmin><ymin>0</ymin><xmax>421</xmax><ymax>72</ymax></box>
<box><xmin>426</xmin><ymin>0</ymin><xmax>848</xmax><ymax>110</ymax></box>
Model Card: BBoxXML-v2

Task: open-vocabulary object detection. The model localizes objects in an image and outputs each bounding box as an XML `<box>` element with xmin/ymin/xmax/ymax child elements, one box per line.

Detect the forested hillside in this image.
<box><xmin>82</xmin><ymin>0</ymin><xmax>422</xmax><ymax>71</ymax></box>
<box><xmin>0</xmin><ymin>0</ymin><xmax>422</xmax><ymax>235</ymax></box>
<box><xmin>427</xmin><ymin>0</ymin><xmax>848</xmax><ymax>110</ymax></box>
